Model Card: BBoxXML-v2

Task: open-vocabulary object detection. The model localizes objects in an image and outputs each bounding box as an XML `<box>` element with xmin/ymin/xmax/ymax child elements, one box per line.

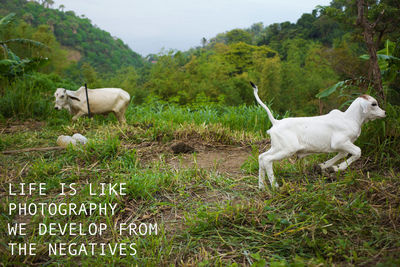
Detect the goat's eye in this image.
<box><xmin>60</xmin><ymin>95</ymin><xmax>64</xmax><ymax>98</ymax></box>
<box><xmin>372</xmin><ymin>103</ymin><xmax>377</xmax><ymax>106</ymax></box>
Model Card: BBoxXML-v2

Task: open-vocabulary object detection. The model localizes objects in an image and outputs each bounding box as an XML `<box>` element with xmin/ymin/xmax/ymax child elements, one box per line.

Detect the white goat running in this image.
<box><xmin>250</xmin><ymin>82</ymin><xmax>386</xmax><ymax>189</ymax></box>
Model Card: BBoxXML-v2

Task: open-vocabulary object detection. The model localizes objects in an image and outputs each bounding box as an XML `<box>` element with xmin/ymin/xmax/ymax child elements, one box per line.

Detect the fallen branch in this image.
<box><xmin>1</xmin><ymin>146</ymin><xmax>63</xmax><ymax>154</ymax></box>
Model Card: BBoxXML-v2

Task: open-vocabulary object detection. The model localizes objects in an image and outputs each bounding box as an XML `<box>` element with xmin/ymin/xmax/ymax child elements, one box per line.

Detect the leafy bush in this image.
<box><xmin>357</xmin><ymin>103</ymin><xmax>400</xmax><ymax>169</ymax></box>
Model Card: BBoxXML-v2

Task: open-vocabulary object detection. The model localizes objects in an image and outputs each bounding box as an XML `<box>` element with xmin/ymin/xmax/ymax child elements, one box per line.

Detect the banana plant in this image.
<box><xmin>0</xmin><ymin>13</ymin><xmax>49</xmax><ymax>78</ymax></box>
<box><xmin>359</xmin><ymin>39</ymin><xmax>400</xmax><ymax>85</ymax></box>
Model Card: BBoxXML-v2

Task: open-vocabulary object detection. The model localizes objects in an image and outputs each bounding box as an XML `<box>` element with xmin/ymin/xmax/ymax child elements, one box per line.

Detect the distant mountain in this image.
<box><xmin>0</xmin><ymin>0</ymin><xmax>144</xmax><ymax>73</ymax></box>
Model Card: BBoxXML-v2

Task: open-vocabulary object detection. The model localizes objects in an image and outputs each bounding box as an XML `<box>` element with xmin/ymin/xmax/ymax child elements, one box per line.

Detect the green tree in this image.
<box><xmin>322</xmin><ymin>0</ymin><xmax>400</xmax><ymax>99</ymax></box>
<box><xmin>31</xmin><ymin>24</ymin><xmax>69</xmax><ymax>74</ymax></box>
<box><xmin>226</xmin><ymin>29</ymin><xmax>252</xmax><ymax>44</ymax></box>
<box><xmin>251</xmin><ymin>53</ymin><xmax>282</xmax><ymax>107</ymax></box>
<box><xmin>81</xmin><ymin>62</ymin><xmax>98</xmax><ymax>86</ymax></box>
<box><xmin>22</xmin><ymin>13</ymin><xmax>34</xmax><ymax>25</ymax></box>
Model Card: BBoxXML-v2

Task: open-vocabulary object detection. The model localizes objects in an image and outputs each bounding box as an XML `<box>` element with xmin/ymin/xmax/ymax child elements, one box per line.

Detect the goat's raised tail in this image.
<box><xmin>250</xmin><ymin>82</ymin><xmax>277</xmax><ymax>126</ymax></box>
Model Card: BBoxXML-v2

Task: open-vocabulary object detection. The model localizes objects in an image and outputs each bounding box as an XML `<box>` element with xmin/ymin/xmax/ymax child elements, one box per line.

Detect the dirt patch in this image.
<box><xmin>128</xmin><ymin>139</ymin><xmax>268</xmax><ymax>176</ymax></box>
<box><xmin>171</xmin><ymin>142</ymin><xmax>195</xmax><ymax>154</ymax></box>
<box><xmin>63</xmin><ymin>46</ymin><xmax>82</xmax><ymax>62</ymax></box>
<box><xmin>0</xmin><ymin>120</ymin><xmax>46</xmax><ymax>134</ymax></box>
<box><xmin>167</xmin><ymin>146</ymin><xmax>251</xmax><ymax>176</ymax></box>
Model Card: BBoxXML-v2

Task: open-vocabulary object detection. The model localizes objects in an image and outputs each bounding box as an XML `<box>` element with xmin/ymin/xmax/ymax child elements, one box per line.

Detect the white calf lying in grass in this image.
<box><xmin>250</xmin><ymin>82</ymin><xmax>386</xmax><ymax>189</ymax></box>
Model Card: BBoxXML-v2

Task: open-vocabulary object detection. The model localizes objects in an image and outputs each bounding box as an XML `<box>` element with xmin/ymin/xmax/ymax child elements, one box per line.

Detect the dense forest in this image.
<box><xmin>0</xmin><ymin>0</ymin><xmax>399</xmax><ymax>117</ymax></box>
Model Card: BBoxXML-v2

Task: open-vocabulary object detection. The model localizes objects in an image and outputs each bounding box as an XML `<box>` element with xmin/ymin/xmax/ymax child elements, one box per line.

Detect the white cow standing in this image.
<box><xmin>54</xmin><ymin>86</ymin><xmax>130</xmax><ymax>123</ymax></box>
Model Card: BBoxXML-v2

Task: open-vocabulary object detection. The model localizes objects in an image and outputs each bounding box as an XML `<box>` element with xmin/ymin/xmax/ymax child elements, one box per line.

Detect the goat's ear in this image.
<box><xmin>360</xmin><ymin>100</ymin><xmax>369</xmax><ymax>113</ymax></box>
<box><xmin>66</xmin><ymin>92</ymin><xmax>80</xmax><ymax>101</ymax></box>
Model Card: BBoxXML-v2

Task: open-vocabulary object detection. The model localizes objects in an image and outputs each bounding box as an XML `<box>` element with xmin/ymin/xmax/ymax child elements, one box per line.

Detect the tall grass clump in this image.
<box><xmin>127</xmin><ymin>97</ymin><xmax>287</xmax><ymax>136</ymax></box>
<box><xmin>0</xmin><ymin>73</ymin><xmax>76</xmax><ymax>119</ymax></box>
<box><xmin>65</xmin><ymin>135</ymin><xmax>121</xmax><ymax>164</ymax></box>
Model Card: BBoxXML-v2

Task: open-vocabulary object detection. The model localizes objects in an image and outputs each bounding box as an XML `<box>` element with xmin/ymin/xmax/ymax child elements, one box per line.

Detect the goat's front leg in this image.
<box><xmin>319</xmin><ymin>152</ymin><xmax>348</xmax><ymax>170</ymax></box>
<box><xmin>72</xmin><ymin>111</ymin><xmax>85</xmax><ymax>121</ymax></box>
<box><xmin>331</xmin><ymin>142</ymin><xmax>361</xmax><ymax>172</ymax></box>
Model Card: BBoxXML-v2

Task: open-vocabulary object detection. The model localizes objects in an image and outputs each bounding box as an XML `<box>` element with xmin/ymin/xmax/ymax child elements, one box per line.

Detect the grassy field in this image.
<box><xmin>1</xmin><ymin>103</ymin><xmax>400</xmax><ymax>266</ymax></box>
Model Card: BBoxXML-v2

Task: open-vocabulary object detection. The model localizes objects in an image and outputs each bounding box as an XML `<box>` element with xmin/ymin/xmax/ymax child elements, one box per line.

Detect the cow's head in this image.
<box><xmin>54</xmin><ymin>88</ymin><xmax>80</xmax><ymax>111</ymax></box>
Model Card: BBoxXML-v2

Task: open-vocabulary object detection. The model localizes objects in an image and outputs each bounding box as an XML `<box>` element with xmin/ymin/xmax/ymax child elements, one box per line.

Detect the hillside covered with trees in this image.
<box><xmin>1</xmin><ymin>0</ymin><xmax>143</xmax><ymax>75</ymax></box>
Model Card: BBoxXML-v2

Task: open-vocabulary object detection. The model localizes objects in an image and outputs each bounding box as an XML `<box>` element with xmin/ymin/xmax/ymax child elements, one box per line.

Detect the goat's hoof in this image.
<box><xmin>314</xmin><ymin>164</ymin><xmax>323</xmax><ymax>174</ymax></box>
<box><xmin>273</xmin><ymin>183</ymin><xmax>279</xmax><ymax>189</ymax></box>
<box><xmin>327</xmin><ymin>166</ymin><xmax>339</xmax><ymax>173</ymax></box>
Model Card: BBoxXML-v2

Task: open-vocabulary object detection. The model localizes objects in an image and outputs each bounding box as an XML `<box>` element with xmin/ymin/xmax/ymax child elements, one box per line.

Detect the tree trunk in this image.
<box><xmin>356</xmin><ymin>0</ymin><xmax>385</xmax><ymax>100</ymax></box>
<box><xmin>364</xmin><ymin>27</ymin><xmax>384</xmax><ymax>99</ymax></box>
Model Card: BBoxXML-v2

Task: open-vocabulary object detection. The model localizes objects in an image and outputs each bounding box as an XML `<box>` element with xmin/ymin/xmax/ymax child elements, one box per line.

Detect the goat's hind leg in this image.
<box><xmin>114</xmin><ymin>111</ymin><xmax>126</xmax><ymax>124</ymax></box>
<box><xmin>259</xmin><ymin>149</ymin><xmax>293</xmax><ymax>189</ymax></box>
<box><xmin>258</xmin><ymin>151</ymin><xmax>269</xmax><ymax>189</ymax></box>
<box><xmin>113</xmin><ymin>103</ymin><xmax>128</xmax><ymax>124</ymax></box>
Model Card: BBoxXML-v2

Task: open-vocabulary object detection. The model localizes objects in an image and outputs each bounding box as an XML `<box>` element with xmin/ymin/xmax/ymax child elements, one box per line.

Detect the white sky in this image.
<box><xmin>52</xmin><ymin>0</ymin><xmax>332</xmax><ymax>56</ymax></box>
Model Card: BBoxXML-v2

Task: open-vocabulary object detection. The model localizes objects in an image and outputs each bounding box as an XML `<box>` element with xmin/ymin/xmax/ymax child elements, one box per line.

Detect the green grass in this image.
<box><xmin>1</xmin><ymin>103</ymin><xmax>399</xmax><ymax>266</ymax></box>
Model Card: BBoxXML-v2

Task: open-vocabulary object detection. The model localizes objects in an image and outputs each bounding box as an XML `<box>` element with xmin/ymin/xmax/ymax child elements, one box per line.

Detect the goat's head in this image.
<box><xmin>54</xmin><ymin>88</ymin><xmax>69</xmax><ymax>111</ymax></box>
<box><xmin>54</xmin><ymin>88</ymin><xmax>80</xmax><ymax>111</ymax></box>
<box><xmin>358</xmin><ymin>94</ymin><xmax>386</xmax><ymax>121</ymax></box>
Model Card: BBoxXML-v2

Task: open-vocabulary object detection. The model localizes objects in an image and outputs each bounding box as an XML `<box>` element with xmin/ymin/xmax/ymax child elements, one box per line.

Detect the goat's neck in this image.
<box><xmin>67</xmin><ymin>90</ymin><xmax>81</xmax><ymax>113</ymax></box>
<box><xmin>344</xmin><ymin>100</ymin><xmax>366</xmax><ymax>127</ymax></box>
